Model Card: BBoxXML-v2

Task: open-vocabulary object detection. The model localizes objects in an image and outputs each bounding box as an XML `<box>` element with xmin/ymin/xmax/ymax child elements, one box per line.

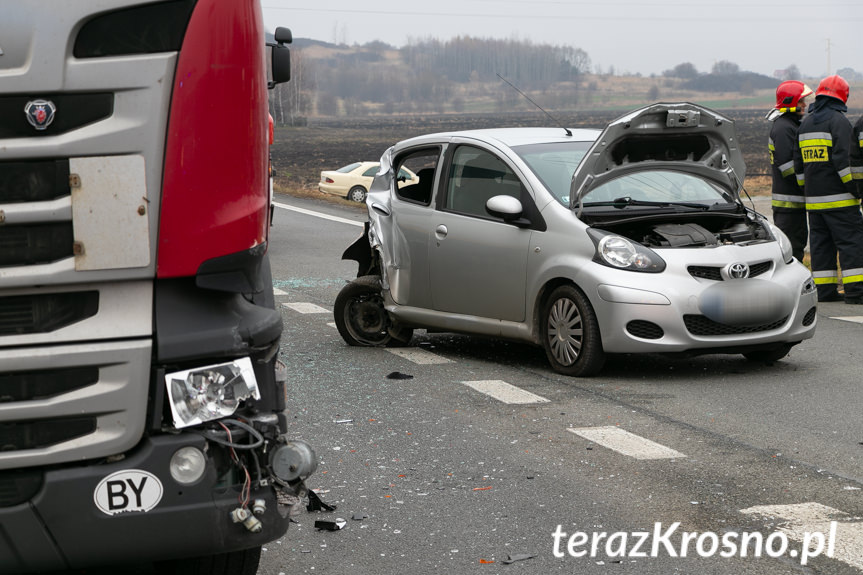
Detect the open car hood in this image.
<box><xmin>570</xmin><ymin>103</ymin><xmax>746</xmax><ymax>209</ymax></box>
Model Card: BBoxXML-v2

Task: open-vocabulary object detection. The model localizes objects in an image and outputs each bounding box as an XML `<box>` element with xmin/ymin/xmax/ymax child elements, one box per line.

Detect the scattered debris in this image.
<box><xmin>314</xmin><ymin>518</ymin><xmax>347</xmax><ymax>531</ymax></box>
<box><xmin>307</xmin><ymin>489</ymin><xmax>337</xmax><ymax>512</ymax></box>
<box><xmin>479</xmin><ymin>559</ymin><xmax>495</xmax><ymax>564</ymax></box>
<box><xmin>334</xmin><ymin>419</ymin><xmax>354</xmax><ymax>424</ymax></box>
<box><xmin>473</xmin><ymin>486</ymin><xmax>493</xmax><ymax>491</ymax></box>
<box><xmin>501</xmin><ymin>553</ymin><xmax>536</xmax><ymax>564</ymax></box>
<box><xmin>386</xmin><ymin>371</ymin><xmax>414</xmax><ymax>380</ymax></box>
<box><xmin>352</xmin><ymin>512</ymin><xmax>369</xmax><ymax>521</ymax></box>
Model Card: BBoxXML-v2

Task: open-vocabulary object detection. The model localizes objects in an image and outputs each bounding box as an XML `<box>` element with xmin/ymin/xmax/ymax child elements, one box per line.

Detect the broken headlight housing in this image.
<box><xmin>588</xmin><ymin>229</ymin><xmax>666</xmax><ymax>273</ymax></box>
<box><xmin>166</xmin><ymin>357</ymin><xmax>260</xmax><ymax>429</ymax></box>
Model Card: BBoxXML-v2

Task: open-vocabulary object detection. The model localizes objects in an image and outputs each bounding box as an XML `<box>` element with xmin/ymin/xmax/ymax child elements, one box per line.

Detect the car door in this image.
<box><xmin>428</xmin><ymin>143</ymin><xmax>532</xmax><ymax>323</ymax></box>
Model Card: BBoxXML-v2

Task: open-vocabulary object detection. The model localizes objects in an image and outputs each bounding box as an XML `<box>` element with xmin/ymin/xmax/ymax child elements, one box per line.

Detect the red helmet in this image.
<box><xmin>774</xmin><ymin>80</ymin><xmax>814</xmax><ymax>112</ymax></box>
<box><xmin>815</xmin><ymin>75</ymin><xmax>849</xmax><ymax>103</ymax></box>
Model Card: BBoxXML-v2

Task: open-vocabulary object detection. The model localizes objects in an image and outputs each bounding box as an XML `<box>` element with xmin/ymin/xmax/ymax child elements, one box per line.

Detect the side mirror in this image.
<box><xmin>267</xmin><ymin>27</ymin><xmax>292</xmax><ymax>89</ymax></box>
<box><xmin>486</xmin><ymin>195</ymin><xmax>522</xmax><ymax>219</ymax></box>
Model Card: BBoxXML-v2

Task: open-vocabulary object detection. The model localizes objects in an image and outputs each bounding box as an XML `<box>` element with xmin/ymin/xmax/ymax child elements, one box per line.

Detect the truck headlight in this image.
<box><xmin>166</xmin><ymin>357</ymin><xmax>260</xmax><ymax>429</ymax></box>
<box><xmin>588</xmin><ymin>229</ymin><xmax>666</xmax><ymax>273</ymax></box>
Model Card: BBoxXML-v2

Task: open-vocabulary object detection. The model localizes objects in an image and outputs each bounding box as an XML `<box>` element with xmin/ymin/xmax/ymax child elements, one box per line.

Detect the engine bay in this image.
<box><xmin>590</xmin><ymin>212</ymin><xmax>773</xmax><ymax>248</ymax></box>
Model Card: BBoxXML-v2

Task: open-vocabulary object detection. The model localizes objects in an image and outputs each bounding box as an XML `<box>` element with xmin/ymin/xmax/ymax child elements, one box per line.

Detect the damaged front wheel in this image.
<box><xmin>334</xmin><ymin>275</ymin><xmax>412</xmax><ymax>347</ymax></box>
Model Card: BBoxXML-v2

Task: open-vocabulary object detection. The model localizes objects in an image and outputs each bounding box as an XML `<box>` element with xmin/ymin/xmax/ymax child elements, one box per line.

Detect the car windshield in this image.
<box><xmin>337</xmin><ymin>162</ymin><xmax>363</xmax><ymax>173</ymax></box>
<box><xmin>581</xmin><ymin>171</ymin><xmax>734</xmax><ymax>209</ymax></box>
<box><xmin>512</xmin><ymin>141</ymin><xmax>592</xmax><ymax>205</ymax></box>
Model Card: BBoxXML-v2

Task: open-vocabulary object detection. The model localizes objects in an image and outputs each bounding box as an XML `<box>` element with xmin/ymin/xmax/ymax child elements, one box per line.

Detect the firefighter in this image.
<box><xmin>854</xmin><ymin>113</ymin><xmax>863</xmax><ymax>194</ymax></box>
<box><xmin>794</xmin><ymin>75</ymin><xmax>863</xmax><ymax>304</ymax></box>
<box><xmin>767</xmin><ymin>80</ymin><xmax>813</xmax><ymax>262</ymax></box>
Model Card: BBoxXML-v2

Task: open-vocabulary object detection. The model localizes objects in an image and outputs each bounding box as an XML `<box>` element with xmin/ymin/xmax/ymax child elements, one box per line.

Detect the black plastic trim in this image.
<box><xmin>74</xmin><ymin>0</ymin><xmax>196</xmax><ymax>58</ymax></box>
<box><xmin>196</xmin><ymin>244</ymin><xmax>268</xmax><ymax>294</ymax></box>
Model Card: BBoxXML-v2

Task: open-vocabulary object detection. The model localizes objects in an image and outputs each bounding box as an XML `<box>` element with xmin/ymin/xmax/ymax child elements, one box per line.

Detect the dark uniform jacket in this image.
<box><xmin>769</xmin><ymin>113</ymin><xmax>805</xmax><ymax>211</ymax></box>
<box><xmin>793</xmin><ymin>96</ymin><xmax>859</xmax><ymax>209</ymax></box>
<box><xmin>853</xmin><ymin>114</ymin><xmax>863</xmax><ymax>194</ymax></box>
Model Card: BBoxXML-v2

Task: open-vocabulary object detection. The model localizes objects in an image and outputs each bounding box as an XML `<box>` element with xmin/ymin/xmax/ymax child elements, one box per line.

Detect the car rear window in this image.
<box><xmin>338</xmin><ymin>162</ymin><xmax>363</xmax><ymax>173</ymax></box>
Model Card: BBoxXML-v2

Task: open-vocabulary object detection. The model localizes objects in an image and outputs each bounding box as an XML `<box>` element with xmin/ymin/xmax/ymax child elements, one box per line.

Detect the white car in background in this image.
<box><xmin>319</xmin><ymin>161</ymin><xmax>418</xmax><ymax>202</ymax></box>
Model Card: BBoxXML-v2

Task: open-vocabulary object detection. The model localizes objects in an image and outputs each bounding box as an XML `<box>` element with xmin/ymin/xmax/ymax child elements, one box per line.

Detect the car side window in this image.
<box><xmin>394</xmin><ymin>147</ymin><xmax>441</xmax><ymax>206</ymax></box>
<box><xmin>362</xmin><ymin>166</ymin><xmax>378</xmax><ymax>177</ymax></box>
<box><xmin>444</xmin><ymin>146</ymin><xmax>523</xmax><ymax>218</ymax></box>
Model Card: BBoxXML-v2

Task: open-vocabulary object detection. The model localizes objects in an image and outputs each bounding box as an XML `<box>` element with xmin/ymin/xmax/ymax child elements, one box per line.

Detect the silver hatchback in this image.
<box><xmin>334</xmin><ymin>103</ymin><xmax>817</xmax><ymax>376</ymax></box>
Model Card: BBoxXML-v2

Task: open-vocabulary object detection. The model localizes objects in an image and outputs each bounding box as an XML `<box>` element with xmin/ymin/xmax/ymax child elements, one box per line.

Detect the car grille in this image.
<box><xmin>802</xmin><ymin>307</ymin><xmax>816</xmax><ymax>327</ymax></box>
<box><xmin>626</xmin><ymin>320</ymin><xmax>664</xmax><ymax>340</ymax></box>
<box><xmin>683</xmin><ymin>314</ymin><xmax>789</xmax><ymax>336</ymax></box>
<box><xmin>687</xmin><ymin>261</ymin><xmax>772</xmax><ymax>281</ymax></box>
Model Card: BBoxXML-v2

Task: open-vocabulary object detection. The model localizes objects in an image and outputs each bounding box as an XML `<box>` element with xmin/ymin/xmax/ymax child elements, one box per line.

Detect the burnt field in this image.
<box><xmin>272</xmin><ymin>109</ymin><xmax>772</xmax><ymax>193</ymax></box>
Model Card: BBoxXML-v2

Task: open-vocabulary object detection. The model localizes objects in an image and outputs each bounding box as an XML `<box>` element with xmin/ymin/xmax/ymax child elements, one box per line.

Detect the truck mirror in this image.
<box><xmin>274</xmin><ymin>26</ymin><xmax>292</xmax><ymax>44</ymax></box>
<box><xmin>269</xmin><ymin>44</ymin><xmax>290</xmax><ymax>88</ymax></box>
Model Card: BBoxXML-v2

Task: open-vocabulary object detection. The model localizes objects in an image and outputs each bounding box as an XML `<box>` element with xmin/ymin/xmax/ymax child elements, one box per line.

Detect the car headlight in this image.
<box><xmin>768</xmin><ymin>223</ymin><xmax>794</xmax><ymax>264</ymax></box>
<box><xmin>588</xmin><ymin>229</ymin><xmax>666</xmax><ymax>273</ymax></box>
<box><xmin>166</xmin><ymin>357</ymin><xmax>260</xmax><ymax>429</ymax></box>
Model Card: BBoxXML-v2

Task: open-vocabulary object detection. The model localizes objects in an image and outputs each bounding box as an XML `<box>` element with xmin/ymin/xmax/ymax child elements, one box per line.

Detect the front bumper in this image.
<box><xmin>586</xmin><ymin>258</ymin><xmax>817</xmax><ymax>354</ymax></box>
<box><xmin>0</xmin><ymin>433</ymin><xmax>288</xmax><ymax>572</ymax></box>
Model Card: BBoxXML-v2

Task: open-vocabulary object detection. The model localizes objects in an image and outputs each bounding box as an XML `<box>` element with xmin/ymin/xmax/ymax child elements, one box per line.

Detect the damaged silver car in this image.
<box><xmin>334</xmin><ymin>103</ymin><xmax>817</xmax><ymax>376</ymax></box>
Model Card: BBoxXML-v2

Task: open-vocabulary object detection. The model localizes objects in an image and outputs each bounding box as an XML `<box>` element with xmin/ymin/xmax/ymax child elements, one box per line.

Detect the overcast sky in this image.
<box><xmin>263</xmin><ymin>0</ymin><xmax>860</xmax><ymax>79</ymax></box>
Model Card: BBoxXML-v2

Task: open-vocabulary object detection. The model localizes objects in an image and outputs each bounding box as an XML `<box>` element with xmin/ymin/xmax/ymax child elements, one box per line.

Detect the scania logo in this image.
<box><xmin>24</xmin><ymin>99</ymin><xmax>56</xmax><ymax>131</ymax></box>
<box><xmin>727</xmin><ymin>262</ymin><xmax>750</xmax><ymax>279</ymax></box>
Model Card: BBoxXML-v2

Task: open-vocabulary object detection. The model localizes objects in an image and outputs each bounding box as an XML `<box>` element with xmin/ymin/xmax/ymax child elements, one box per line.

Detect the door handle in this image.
<box><xmin>434</xmin><ymin>224</ymin><xmax>448</xmax><ymax>239</ymax></box>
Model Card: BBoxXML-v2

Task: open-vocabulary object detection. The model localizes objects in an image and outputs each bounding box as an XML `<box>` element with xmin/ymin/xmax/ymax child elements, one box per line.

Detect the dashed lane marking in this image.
<box><xmin>831</xmin><ymin>316</ymin><xmax>863</xmax><ymax>324</ymax></box>
<box><xmin>273</xmin><ymin>201</ymin><xmax>365</xmax><ymax>227</ymax></box>
<box><xmin>461</xmin><ymin>380</ymin><xmax>550</xmax><ymax>404</ymax></box>
<box><xmin>740</xmin><ymin>502</ymin><xmax>863</xmax><ymax>570</ymax></box>
<box><xmin>273</xmin><ymin>288</ymin><xmax>288</xmax><ymax>296</ymax></box>
<box><xmin>567</xmin><ymin>426</ymin><xmax>686</xmax><ymax>460</ymax></box>
<box><xmin>282</xmin><ymin>302</ymin><xmax>330</xmax><ymax>314</ymax></box>
<box><xmin>386</xmin><ymin>348</ymin><xmax>454</xmax><ymax>365</ymax></box>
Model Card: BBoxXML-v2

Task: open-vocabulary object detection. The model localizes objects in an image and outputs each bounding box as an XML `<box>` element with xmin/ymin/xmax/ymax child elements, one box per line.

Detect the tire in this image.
<box><xmin>347</xmin><ymin>186</ymin><xmax>367</xmax><ymax>203</ymax></box>
<box><xmin>155</xmin><ymin>546</ymin><xmax>261</xmax><ymax>575</ymax></box>
<box><xmin>541</xmin><ymin>284</ymin><xmax>605</xmax><ymax>376</ymax></box>
<box><xmin>743</xmin><ymin>343</ymin><xmax>793</xmax><ymax>363</ymax></box>
<box><xmin>334</xmin><ymin>275</ymin><xmax>413</xmax><ymax>347</ymax></box>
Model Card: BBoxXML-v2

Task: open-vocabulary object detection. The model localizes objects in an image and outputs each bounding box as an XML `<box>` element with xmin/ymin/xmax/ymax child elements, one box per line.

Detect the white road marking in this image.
<box><xmin>461</xmin><ymin>380</ymin><xmax>550</xmax><ymax>404</ymax></box>
<box><xmin>567</xmin><ymin>426</ymin><xmax>686</xmax><ymax>460</ymax></box>
<box><xmin>273</xmin><ymin>201</ymin><xmax>364</xmax><ymax>227</ymax></box>
<box><xmin>282</xmin><ymin>302</ymin><xmax>330</xmax><ymax>314</ymax></box>
<box><xmin>740</xmin><ymin>502</ymin><xmax>863</xmax><ymax>570</ymax></box>
<box><xmin>831</xmin><ymin>316</ymin><xmax>863</xmax><ymax>324</ymax></box>
<box><xmin>273</xmin><ymin>288</ymin><xmax>288</xmax><ymax>296</ymax></box>
<box><xmin>327</xmin><ymin>322</ymin><xmax>337</xmax><ymax>329</ymax></box>
<box><xmin>386</xmin><ymin>348</ymin><xmax>454</xmax><ymax>365</ymax></box>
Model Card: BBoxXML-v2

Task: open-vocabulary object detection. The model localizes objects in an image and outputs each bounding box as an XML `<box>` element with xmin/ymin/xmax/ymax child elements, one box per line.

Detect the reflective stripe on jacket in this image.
<box><xmin>768</xmin><ymin>114</ymin><xmax>805</xmax><ymax>210</ymax></box>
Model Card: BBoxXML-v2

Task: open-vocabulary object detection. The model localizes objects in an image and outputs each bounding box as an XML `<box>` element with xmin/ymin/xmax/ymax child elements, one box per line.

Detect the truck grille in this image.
<box><xmin>0</xmin><ymin>224</ymin><xmax>74</xmax><ymax>267</ymax></box>
<box><xmin>0</xmin><ymin>159</ymin><xmax>70</xmax><ymax>203</ymax></box>
<box><xmin>0</xmin><ymin>418</ymin><xmax>97</xmax><ymax>451</ymax></box>
<box><xmin>0</xmin><ymin>367</ymin><xmax>99</xmax><ymax>403</ymax></box>
<box><xmin>0</xmin><ymin>292</ymin><xmax>98</xmax><ymax>335</ymax></box>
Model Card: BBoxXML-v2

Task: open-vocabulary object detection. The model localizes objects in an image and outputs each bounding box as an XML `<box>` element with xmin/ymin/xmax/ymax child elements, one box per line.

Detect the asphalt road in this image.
<box><xmin>260</xmin><ymin>193</ymin><xmax>863</xmax><ymax>575</ymax></box>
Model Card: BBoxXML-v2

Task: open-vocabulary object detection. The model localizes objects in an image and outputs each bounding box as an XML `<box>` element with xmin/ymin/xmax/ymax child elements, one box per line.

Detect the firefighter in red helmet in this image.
<box><xmin>793</xmin><ymin>75</ymin><xmax>863</xmax><ymax>304</ymax></box>
<box><xmin>767</xmin><ymin>80</ymin><xmax>813</xmax><ymax>262</ymax></box>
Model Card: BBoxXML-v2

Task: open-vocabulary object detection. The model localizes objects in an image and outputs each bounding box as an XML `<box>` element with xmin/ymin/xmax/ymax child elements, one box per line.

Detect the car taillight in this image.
<box><xmin>325</xmin><ymin>177</ymin><xmax>334</xmax><ymax>183</ymax></box>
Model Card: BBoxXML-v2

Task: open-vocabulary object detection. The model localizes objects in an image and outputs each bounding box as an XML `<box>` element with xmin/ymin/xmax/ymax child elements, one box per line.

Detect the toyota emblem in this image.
<box><xmin>24</xmin><ymin>99</ymin><xmax>56</xmax><ymax>131</ymax></box>
<box><xmin>727</xmin><ymin>262</ymin><xmax>750</xmax><ymax>279</ymax></box>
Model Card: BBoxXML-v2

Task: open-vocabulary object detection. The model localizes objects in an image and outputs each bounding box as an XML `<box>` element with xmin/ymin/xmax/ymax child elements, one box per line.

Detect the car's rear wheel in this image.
<box><xmin>541</xmin><ymin>284</ymin><xmax>605</xmax><ymax>376</ymax></box>
<box><xmin>335</xmin><ymin>275</ymin><xmax>413</xmax><ymax>347</ymax></box>
<box><xmin>742</xmin><ymin>343</ymin><xmax>794</xmax><ymax>363</ymax></box>
<box><xmin>348</xmin><ymin>186</ymin><xmax>367</xmax><ymax>202</ymax></box>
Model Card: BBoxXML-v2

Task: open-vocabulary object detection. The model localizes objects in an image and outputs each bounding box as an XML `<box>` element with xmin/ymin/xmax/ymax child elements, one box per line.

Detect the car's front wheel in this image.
<box><xmin>348</xmin><ymin>185</ymin><xmax>367</xmax><ymax>202</ymax></box>
<box><xmin>334</xmin><ymin>275</ymin><xmax>412</xmax><ymax>346</ymax></box>
<box><xmin>541</xmin><ymin>284</ymin><xmax>605</xmax><ymax>376</ymax></box>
